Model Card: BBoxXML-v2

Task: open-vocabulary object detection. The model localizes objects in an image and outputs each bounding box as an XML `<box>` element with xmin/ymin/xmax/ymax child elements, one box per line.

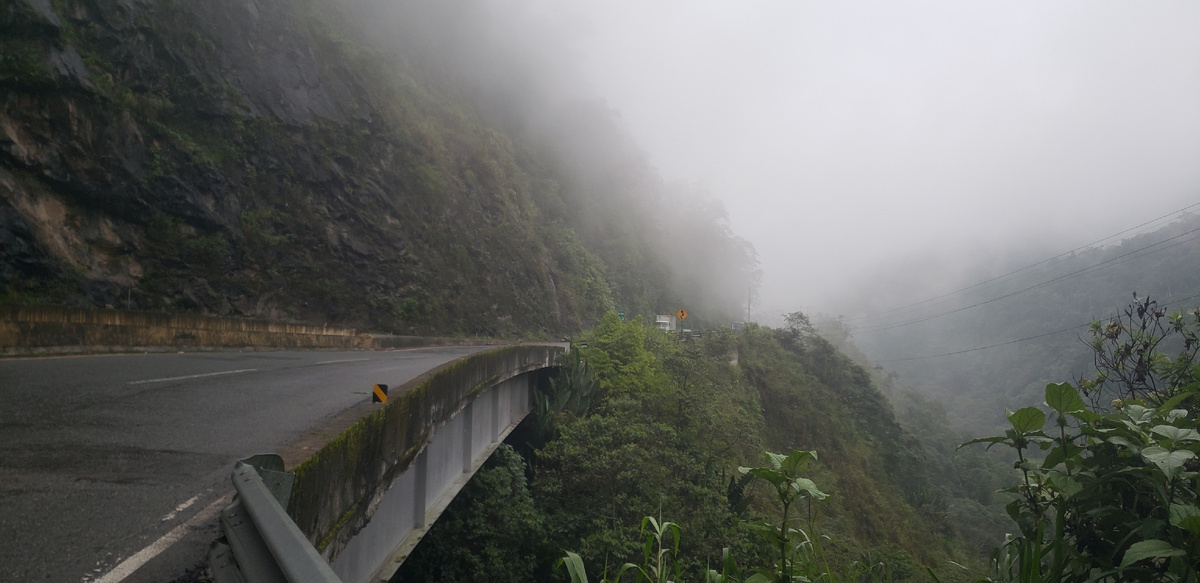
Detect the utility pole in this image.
<box><xmin>746</xmin><ymin>285</ymin><xmax>751</xmax><ymax>322</ymax></box>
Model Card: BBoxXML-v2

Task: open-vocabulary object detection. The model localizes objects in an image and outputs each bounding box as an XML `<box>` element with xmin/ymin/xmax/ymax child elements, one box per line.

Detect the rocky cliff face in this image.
<box><xmin>1</xmin><ymin>0</ymin><xmax>623</xmax><ymax>335</ymax></box>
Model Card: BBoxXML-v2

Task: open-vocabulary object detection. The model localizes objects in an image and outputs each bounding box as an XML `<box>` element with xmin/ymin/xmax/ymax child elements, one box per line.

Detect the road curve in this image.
<box><xmin>0</xmin><ymin>345</ymin><xmax>496</xmax><ymax>583</ymax></box>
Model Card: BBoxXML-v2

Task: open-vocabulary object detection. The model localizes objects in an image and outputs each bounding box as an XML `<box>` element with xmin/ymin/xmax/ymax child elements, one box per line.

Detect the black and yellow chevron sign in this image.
<box><xmin>372</xmin><ymin>384</ymin><xmax>388</xmax><ymax>403</ymax></box>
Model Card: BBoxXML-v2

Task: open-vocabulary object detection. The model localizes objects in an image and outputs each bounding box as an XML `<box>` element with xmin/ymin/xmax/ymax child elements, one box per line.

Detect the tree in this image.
<box><xmin>391</xmin><ymin>445</ymin><xmax>545</xmax><ymax>582</ymax></box>
<box><xmin>966</xmin><ymin>294</ymin><xmax>1200</xmax><ymax>581</ymax></box>
<box><xmin>965</xmin><ymin>382</ymin><xmax>1200</xmax><ymax>582</ymax></box>
<box><xmin>1077</xmin><ymin>293</ymin><xmax>1200</xmax><ymax>411</ymax></box>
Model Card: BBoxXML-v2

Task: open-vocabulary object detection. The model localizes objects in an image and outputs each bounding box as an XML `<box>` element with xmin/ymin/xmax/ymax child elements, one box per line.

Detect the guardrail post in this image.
<box><xmin>229</xmin><ymin>461</ymin><xmax>342</xmax><ymax>583</ymax></box>
<box><xmin>217</xmin><ymin>499</ymin><xmax>286</xmax><ymax>583</ymax></box>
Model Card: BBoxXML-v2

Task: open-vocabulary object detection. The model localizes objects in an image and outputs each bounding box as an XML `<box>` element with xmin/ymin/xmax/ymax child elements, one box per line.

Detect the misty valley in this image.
<box><xmin>2</xmin><ymin>0</ymin><xmax>1198</xmax><ymax>582</ymax></box>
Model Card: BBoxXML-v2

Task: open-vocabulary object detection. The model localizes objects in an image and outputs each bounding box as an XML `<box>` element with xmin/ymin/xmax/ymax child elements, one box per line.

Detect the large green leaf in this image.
<box><xmin>779</xmin><ymin>450</ymin><xmax>817</xmax><ymax>475</ymax></box>
<box><xmin>1150</xmin><ymin>425</ymin><xmax>1200</xmax><ymax>444</ymax></box>
<box><xmin>1105</xmin><ymin>436</ymin><xmax>1140</xmax><ymax>451</ymax></box>
<box><xmin>1045</xmin><ymin>382</ymin><xmax>1086</xmax><ymax>414</ymax></box>
<box><xmin>1068</xmin><ymin>408</ymin><xmax>1101</xmax><ymax>423</ymax></box>
<box><xmin>1119</xmin><ymin>539</ymin><xmax>1187</xmax><ymax>568</ymax></box>
<box><xmin>1042</xmin><ymin>442</ymin><xmax>1084</xmax><ymax>469</ymax></box>
<box><xmin>558</xmin><ymin>551</ymin><xmax>590</xmax><ymax>583</ymax></box>
<box><xmin>741</xmin><ymin>467</ymin><xmax>789</xmax><ymax>489</ymax></box>
<box><xmin>1158</xmin><ymin>390</ymin><xmax>1192</xmax><ymax>414</ymax></box>
<box><xmin>1005</xmin><ymin>499</ymin><xmax>1023</xmax><ymax>523</ymax></box>
<box><xmin>712</xmin><ymin>547</ymin><xmax>743</xmax><ymax>583</ymax></box>
<box><xmin>1170</xmin><ymin>504</ymin><xmax>1200</xmax><ymax>535</ymax></box>
<box><xmin>1007</xmin><ymin>407</ymin><xmax>1046</xmax><ymax>434</ymax></box>
<box><xmin>1165</xmin><ymin>407</ymin><xmax>1189</xmax><ymax>422</ymax></box>
<box><xmin>790</xmin><ymin>477</ymin><xmax>829</xmax><ymax>500</ymax></box>
<box><xmin>1124</xmin><ymin>405</ymin><xmax>1155</xmax><ymax>425</ymax></box>
<box><xmin>1047</xmin><ymin>472</ymin><xmax>1082</xmax><ymax>498</ymax></box>
<box><xmin>1142</xmin><ymin>446</ymin><xmax>1196</xmax><ymax>480</ymax></box>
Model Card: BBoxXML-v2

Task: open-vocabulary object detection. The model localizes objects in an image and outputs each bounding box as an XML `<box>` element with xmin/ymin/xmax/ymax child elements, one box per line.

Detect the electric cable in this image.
<box><xmin>856</xmin><ymin>227</ymin><xmax>1200</xmax><ymax>334</ymax></box>
<box><xmin>870</xmin><ymin>292</ymin><xmax>1200</xmax><ymax>363</ymax></box>
<box><xmin>844</xmin><ymin>201</ymin><xmax>1200</xmax><ymax>325</ymax></box>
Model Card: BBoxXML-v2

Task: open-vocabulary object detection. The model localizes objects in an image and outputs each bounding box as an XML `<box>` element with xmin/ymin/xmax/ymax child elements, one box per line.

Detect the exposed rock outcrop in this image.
<box><xmin>0</xmin><ymin>0</ymin><xmax>613</xmax><ymax>334</ymax></box>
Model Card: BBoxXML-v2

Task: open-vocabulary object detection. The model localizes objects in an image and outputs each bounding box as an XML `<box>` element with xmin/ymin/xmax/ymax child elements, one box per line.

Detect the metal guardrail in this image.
<box><xmin>210</xmin><ymin>455</ymin><xmax>342</xmax><ymax>583</ymax></box>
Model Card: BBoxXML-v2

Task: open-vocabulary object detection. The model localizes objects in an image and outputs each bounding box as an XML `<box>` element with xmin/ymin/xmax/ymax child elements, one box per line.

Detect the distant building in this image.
<box><xmin>732</xmin><ymin>321</ymin><xmax>745</xmax><ymax>332</ymax></box>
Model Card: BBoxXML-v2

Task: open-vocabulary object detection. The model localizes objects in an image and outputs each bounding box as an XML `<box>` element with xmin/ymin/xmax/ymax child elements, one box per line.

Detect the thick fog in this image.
<box><xmin>353</xmin><ymin>1</ymin><xmax>1200</xmax><ymax>320</ymax></box>
<box><xmin>565</xmin><ymin>1</ymin><xmax>1200</xmax><ymax>315</ymax></box>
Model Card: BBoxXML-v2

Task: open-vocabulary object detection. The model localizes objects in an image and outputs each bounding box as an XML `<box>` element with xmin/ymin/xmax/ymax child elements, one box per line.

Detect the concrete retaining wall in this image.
<box><xmin>0</xmin><ymin>305</ymin><xmax>504</xmax><ymax>355</ymax></box>
<box><xmin>285</xmin><ymin>345</ymin><xmax>562</xmax><ymax>575</ymax></box>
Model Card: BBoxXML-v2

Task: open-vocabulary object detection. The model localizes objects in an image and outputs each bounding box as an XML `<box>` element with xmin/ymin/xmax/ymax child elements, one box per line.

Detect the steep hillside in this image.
<box><xmin>800</xmin><ymin>217</ymin><xmax>1200</xmax><ymax>561</ymax></box>
<box><xmin>843</xmin><ymin>213</ymin><xmax>1200</xmax><ymax>432</ymax></box>
<box><xmin>0</xmin><ymin>0</ymin><xmax>757</xmax><ymax>335</ymax></box>
<box><xmin>395</xmin><ymin>316</ymin><xmax>983</xmax><ymax>582</ymax></box>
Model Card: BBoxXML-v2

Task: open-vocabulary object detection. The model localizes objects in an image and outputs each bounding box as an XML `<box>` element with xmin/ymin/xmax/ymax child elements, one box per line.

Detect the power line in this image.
<box><xmin>859</xmin><ymin>229</ymin><xmax>1200</xmax><ymax>334</ymax></box>
<box><xmin>844</xmin><ymin>202</ymin><xmax>1200</xmax><ymax>325</ymax></box>
<box><xmin>870</xmin><ymin>292</ymin><xmax>1200</xmax><ymax>364</ymax></box>
<box><xmin>856</xmin><ymin>227</ymin><xmax>1200</xmax><ymax>334</ymax></box>
<box><xmin>848</xmin><ymin>202</ymin><xmax>1200</xmax><ymax>325</ymax></box>
<box><xmin>872</xmin><ymin>323</ymin><xmax>1091</xmax><ymax>363</ymax></box>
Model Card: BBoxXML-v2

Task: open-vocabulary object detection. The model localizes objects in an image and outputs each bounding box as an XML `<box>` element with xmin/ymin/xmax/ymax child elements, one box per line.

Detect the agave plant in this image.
<box><xmin>531</xmin><ymin>347</ymin><xmax>598</xmax><ymax>445</ymax></box>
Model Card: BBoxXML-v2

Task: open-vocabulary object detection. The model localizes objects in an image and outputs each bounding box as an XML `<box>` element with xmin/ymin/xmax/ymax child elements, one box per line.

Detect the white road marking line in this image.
<box><xmin>315</xmin><ymin>357</ymin><xmax>370</xmax><ymax>365</ymax></box>
<box><xmin>90</xmin><ymin>494</ymin><xmax>230</xmax><ymax>583</ymax></box>
<box><xmin>127</xmin><ymin>369</ymin><xmax>257</xmax><ymax>385</ymax></box>
<box><xmin>160</xmin><ymin>495</ymin><xmax>199</xmax><ymax>522</ymax></box>
<box><xmin>2</xmin><ymin>352</ymin><xmax>141</xmax><ymax>362</ymax></box>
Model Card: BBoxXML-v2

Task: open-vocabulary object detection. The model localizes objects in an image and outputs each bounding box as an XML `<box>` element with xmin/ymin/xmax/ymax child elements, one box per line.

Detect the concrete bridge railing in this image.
<box><xmin>276</xmin><ymin>344</ymin><xmax>562</xmax><ymax>582</ymax></box>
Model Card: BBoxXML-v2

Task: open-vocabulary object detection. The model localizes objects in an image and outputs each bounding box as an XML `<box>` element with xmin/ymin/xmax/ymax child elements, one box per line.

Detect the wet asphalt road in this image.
<box><xmin>0</xmin><ymin>346</ymin><xmax>494</xmax><ymax>583</ymax></box>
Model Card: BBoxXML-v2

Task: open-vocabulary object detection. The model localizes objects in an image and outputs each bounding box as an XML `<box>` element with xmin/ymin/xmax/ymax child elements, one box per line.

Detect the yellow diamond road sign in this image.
<box><xmin>676</xmin><ymin>308</ymin><xmax>688</xmax><ymax>321</ymax></box>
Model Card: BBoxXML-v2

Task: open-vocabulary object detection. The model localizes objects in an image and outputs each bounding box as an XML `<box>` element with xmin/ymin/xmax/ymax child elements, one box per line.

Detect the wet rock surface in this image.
<box><xmin>0</xmin><ymin>0</ymin><xmax>595</xmax><ymax>335</ymax></box>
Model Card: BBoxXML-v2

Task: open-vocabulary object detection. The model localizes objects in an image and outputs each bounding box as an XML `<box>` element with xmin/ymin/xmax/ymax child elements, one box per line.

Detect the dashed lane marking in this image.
<box><xmin>315</xmin><ymin>358</ymin><xmax>370</xmax><ymax>365</ymax></box>
<box><xmin>160</xmin><ymin>495</ymin><xmax>199</xmax><ymax>522</ymax></box>
<box><xmin>127</xmin><ymin>369</ymin><xmax>257</xmax><ymax>385</ymax></box>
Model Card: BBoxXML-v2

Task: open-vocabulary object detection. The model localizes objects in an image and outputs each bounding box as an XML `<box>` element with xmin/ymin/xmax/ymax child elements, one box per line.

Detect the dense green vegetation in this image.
<box><xmin>809</xmin><ymin>218</ymin><xmax>1200</xmax><ymax>580</ymax></box>
<box><xmin>394</xmin><ymin>314</ymin><xmax>984</xmax><ymax>582</ymax></box>
<box><xmin>397</xmin><ymin>290</ymin><xmax>1200</xmax><ymax>582</ymax></box>
<box><xmin>964</xmin><ymin>295</ymin><xmax>1200</xmax><ymax>581</ymax></box>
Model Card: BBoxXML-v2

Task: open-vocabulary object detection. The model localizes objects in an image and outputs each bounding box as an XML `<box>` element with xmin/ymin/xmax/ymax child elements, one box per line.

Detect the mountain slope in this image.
<box><xmin>844</xmin><ymin>213</ymin><xmax>1200</xmax><ymax>431</ymax></box>
<box><xmin>0</xmin><ymin>0</ymin><xmax>758</xmax><ymax>335</ymax></box>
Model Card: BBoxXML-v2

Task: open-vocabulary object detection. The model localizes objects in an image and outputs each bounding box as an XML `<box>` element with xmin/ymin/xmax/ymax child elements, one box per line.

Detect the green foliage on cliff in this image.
<box><xmin>394</xmin><ymin>444</ymin><xmax>546</xmax><ymax>581</ymax></box>
<box><xmin>0</xmin><ymin>0</ymin><xmax>756</xmax><ymax>336</ymax></box>
<box><xmin>965</xmin><ymin>378</ymin><xmax>1200</xmax><ymax>580</ymax></box>
<box><xmin>395</xmin><ymin>316</ymin><xmax>983</xmax><ymax>582</ymax></box>
<box><xmin>396</xmin><ymin>300</ymin><xmax>1200</xmax><ymax>582</ymax></box>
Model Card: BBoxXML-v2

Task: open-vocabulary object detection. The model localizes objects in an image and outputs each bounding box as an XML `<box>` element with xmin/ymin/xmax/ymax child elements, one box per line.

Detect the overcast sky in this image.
<box><xmin>483</xmin><ymin>1</ymin><xmax>1200</xmax><ymax>316</ymax></box>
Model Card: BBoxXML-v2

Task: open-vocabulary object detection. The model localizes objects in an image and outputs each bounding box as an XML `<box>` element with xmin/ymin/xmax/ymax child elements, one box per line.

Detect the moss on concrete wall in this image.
<box><xmin>285</xmin><ymin>344</ymin><xmax>562</xmax><ymax>562</ymax></box>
